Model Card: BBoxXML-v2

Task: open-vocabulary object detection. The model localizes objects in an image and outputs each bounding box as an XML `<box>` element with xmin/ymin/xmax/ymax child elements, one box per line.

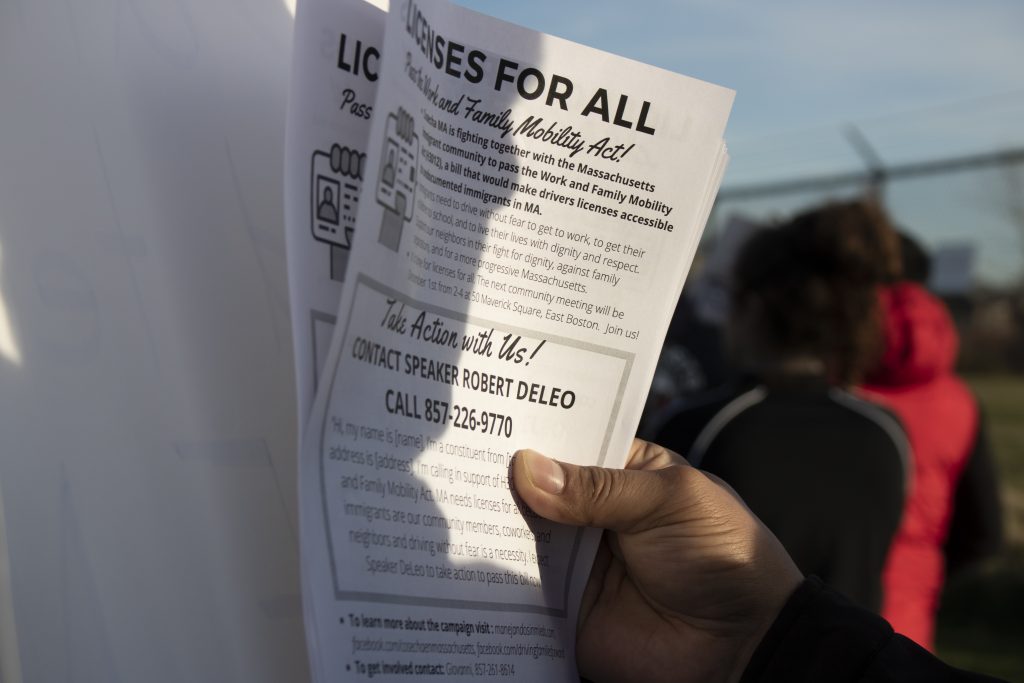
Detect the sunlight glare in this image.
<box><xmin>0</xmin><ymin>240</ymin><xmax>23</xmax><ymax>366</ymax></box>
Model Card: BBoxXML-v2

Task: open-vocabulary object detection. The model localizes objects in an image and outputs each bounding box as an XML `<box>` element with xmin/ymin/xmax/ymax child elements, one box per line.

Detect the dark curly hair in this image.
<box><xmin>730</xmin><ymin>200</ymin><xmax>900</xmax><ymax>385</ymax></box>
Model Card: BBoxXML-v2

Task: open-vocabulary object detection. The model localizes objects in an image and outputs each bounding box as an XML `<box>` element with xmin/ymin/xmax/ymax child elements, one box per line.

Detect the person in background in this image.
<box><xmin>654</xmin><ymin>200</ymin><xmax>908</xmax><ymax>612</ymax></box>
<box><xmin>512</xmin><ymin>441</ymin><xmax>1003</xmax><ymax>682</ymax></box>
<box><xmin>639</xmin><ymin>216</ymin><xmax>762</xmax><ymax>438</ymax></box>
<box><xmin>861</xmin><ymin>232</ymin><xmax>1003</xmax><ymax>651</ymax></box>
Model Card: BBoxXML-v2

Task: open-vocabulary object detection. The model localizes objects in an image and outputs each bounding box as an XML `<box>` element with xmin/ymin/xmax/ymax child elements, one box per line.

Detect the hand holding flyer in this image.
<box><xmin>290</xmin><ymin>1</ymin><xmax>733</xmax><ymax>680</ymax></box>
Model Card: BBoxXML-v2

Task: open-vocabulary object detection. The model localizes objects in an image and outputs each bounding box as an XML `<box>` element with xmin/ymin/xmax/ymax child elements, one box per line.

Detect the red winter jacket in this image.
<box><xmin>861</xmin><ymin>283</ymin><xmax>978</xmax><ymax>651</ymax></box>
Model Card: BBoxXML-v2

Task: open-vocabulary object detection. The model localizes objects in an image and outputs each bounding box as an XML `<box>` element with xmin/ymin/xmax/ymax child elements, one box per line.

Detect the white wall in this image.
<box><xmin>0</xmin><ymin>0</ymin><xmax>308</xmax><ymax>680</ymax></box>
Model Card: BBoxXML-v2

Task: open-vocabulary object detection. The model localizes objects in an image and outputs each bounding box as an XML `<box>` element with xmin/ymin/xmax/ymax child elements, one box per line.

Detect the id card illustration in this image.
<box><xmin>311</xmin><ymin>144</ymin><xmax>365</xmax><ymax>280</ymax></box>
<box><xmin>376</xmin><ymin>108</ymin><xmax>418</xmax><ymax>251</ymax></box>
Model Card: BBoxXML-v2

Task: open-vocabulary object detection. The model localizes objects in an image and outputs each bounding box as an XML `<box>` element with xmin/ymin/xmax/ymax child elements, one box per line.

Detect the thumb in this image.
<box><xmin>512</xmin><ymin>449</ymin><xmax>694</xmax><ymax>534</ymax></box>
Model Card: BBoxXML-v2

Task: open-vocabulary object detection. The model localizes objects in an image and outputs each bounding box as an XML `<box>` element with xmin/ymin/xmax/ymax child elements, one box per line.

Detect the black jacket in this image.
<box><xmin>655</xmin><ymin>378</ymin><xmax>908</xmax><ymax>611</ymax></box>
<box><xmin>743</xmin><ymin>578</ymin><xmax>1003</xmax><ymax>682</ymax></box>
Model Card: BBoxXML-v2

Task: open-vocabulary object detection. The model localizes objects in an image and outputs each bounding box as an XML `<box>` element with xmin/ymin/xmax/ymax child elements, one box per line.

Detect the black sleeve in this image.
<box><xmin>741</xmin><ymin>578</ymin><xmax>1005</xmax><ymax>683</ymax></box>
<box><xmin>944</xmin><ymin>412</ymin><xmax>1004</xmax><ymax>576</ymax></box>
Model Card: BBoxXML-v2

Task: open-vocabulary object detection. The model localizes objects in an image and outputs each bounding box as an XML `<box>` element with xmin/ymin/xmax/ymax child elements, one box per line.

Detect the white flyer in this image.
<box><xmin>295</xmin><ymin>1</ymin><xmax>733</xmax><ymax>680</ymax></box>
<box><xmin>285</xmin><ymin>0</ymin><xmax>387</xmax><ymax>426</ymax></box>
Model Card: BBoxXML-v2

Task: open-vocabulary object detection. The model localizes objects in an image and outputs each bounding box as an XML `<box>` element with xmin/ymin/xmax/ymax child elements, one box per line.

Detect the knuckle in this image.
<box><xmin>651</xmin><ymin>465</ymin><xmax>703</xmax><ymax>517</ymax></box>
<box><xmin>572</xmin><ymin>466</ymin><xmax>616</xmax><ymax>526</ymax></box>
<box><xmin>652</xmin><ymin>464</ymin><xmax>690</xmax><ymax>500</ymax></box>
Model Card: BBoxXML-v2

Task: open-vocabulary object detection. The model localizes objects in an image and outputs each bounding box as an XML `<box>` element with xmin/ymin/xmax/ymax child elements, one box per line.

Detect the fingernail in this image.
<box><xmin>524</xmin><ymin>451</ymin><xmax>565</xmax><ymax>494</ymax></box>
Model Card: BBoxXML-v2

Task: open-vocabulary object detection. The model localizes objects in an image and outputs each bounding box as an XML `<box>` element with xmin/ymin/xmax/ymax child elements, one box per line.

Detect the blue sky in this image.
<box><xmin>455</xmin><ymin>1</ymin><xmax>1024</xmax><ymax>283</ymax></box>
<box><xmin>456</xmin><ymin>1</ymin><xmax>1024</xmax><ymax>184</ymax></box>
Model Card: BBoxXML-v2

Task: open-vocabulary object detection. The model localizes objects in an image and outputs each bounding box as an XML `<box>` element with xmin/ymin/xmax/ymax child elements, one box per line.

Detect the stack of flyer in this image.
<box><xmin>284</xmin><ymin>1</ymin><xmax>733</xmax><ymax>680</ymax></box>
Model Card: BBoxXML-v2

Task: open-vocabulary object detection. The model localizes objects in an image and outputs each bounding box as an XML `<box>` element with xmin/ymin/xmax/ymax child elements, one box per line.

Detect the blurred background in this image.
<box><xmin>2</xmin><ymin>0</ymin><xmax>1022</xmax><ymax>680</ymax></box>
<box><xmin>458</xmin><ymin>1</ymin><xmax>1024</xmax><ymax>678</ymax></box>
